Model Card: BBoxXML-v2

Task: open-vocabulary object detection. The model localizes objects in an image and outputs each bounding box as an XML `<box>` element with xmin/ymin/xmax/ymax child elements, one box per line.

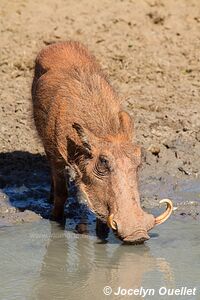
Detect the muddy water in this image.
<box><xmin>0</xmin><ymin>217</ymin><xmax>200</xmax><ymax>300</ymax></box>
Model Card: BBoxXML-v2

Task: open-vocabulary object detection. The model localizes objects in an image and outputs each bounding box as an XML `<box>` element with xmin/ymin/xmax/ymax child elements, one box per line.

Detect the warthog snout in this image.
<box><xmin>108</xmin><ymin>199</ymin><xmax>173</xmax><ymax>244</ymax></box>
<box><xmin>123</xmin><ymin>230</ymin><xmax>150</xmax><ymax>244</ymax></box>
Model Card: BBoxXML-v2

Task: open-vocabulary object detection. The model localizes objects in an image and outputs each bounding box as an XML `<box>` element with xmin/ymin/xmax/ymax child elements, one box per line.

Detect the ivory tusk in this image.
<box><xmin>155</xmin><ymin>199</ymin><xmax>173</xmax><ymax>225</ymax></box>
<box><xmin>107</xmin><ymin>214</ymin><xmax>117</xmax><ymax>230</ymax></box>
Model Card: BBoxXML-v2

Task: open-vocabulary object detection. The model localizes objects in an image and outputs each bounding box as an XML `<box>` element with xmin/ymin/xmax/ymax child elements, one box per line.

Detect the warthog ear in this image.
<box><xmin>72</xmin><ymin>123</ymin><xmax>92</xmax><ymax>155</ymax></box>
<box><xmin>119</xmin><ymin>111</ymin><xmax>134</xmax><ymax>140</ymax></box>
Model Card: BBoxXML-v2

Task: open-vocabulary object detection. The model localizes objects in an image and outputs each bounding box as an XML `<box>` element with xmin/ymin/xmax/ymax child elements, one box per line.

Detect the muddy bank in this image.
<box><xmin>0</xmin><ymin>0</ymin><xmax>200</xmax><ymax>224</ymax></box>
<box><xmin>0</xmin><ymin>191</ymin><xmax>41</xmax><ymax>226</ymax></box>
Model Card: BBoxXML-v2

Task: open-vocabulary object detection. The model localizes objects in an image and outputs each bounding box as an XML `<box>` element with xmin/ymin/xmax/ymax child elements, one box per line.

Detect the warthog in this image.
<box><xmin>32</xmin><ymin>41</ymin><xmax>172</xmax><ymax>244</ymax></box>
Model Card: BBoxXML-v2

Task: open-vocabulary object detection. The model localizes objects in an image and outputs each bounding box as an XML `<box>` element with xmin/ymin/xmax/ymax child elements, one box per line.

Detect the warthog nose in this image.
<box><xmin>107</xmin><ymin>215</ymin><xmax>150</xmax><ymax>244</ymax></box>
<box><xmin>123</xmin><ymin>230</ymin><xmax>150</xmax><ymax>244</ymax></box>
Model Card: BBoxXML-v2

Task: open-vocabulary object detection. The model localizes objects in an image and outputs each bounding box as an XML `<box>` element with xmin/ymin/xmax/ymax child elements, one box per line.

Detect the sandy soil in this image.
<box><xmin>0</xmin><ymin>0</ymin><xmax>200</xmax><ymax>223</ymax></box>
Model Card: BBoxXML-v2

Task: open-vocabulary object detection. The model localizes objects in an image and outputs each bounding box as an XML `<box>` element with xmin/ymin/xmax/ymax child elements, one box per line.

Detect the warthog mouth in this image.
<box><xmin>122</xmin><ymin>238</ymin><xmax>148</xmax><ymax>245</ymax></box>
<box><xmin>110</xmin><ymin>229</ymin><xmax>150</xmax><ymax>245</ymax></box>
<box><xmin>122</xmin><ymin>230</ymin><xmax>150</xmax><ymax>245</ymax></box>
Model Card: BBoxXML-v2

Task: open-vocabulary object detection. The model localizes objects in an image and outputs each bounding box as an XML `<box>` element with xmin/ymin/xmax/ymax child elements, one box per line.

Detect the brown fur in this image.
<box><xmin>32</xmin><ymin>41</ymin><xmax>155</xmax><ymax>243</ymax></box>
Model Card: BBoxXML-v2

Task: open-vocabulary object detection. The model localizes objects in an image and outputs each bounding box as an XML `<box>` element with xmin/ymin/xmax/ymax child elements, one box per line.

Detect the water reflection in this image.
<box><xmin>1</xmin><ymin>219</ymin><xmax>200</xmax><ymax>300</ymax></box>
<box><xmin>32</xmin><ymin>222</ymin><xmax>174</xmax><ymax>300</ymax></box>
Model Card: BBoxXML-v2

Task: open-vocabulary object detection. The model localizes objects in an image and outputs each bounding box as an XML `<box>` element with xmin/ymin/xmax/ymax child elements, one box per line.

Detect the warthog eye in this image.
<box><xmin>99</xmin><ymin>156</ymin><xmax>109</xmax><ymax>167</ymax></box>
<box><xmin>94</xmin><ymin>155</ymin><xmax>112</xmax><ymax>177</ymax></box>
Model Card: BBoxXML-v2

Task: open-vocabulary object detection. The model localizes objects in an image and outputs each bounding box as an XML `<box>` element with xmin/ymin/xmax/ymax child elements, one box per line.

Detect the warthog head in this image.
<box><xmin>72</xmin><ymin>111</ymin><xmax>173</xmax><ymax>244</ymax></box>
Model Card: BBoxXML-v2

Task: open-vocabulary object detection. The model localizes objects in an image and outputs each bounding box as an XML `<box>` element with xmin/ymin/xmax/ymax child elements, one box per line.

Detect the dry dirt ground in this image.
<box><xmin>0</xmin><ymin>0</ymin><xmax>200</xmax><ymax>222</ymax></box>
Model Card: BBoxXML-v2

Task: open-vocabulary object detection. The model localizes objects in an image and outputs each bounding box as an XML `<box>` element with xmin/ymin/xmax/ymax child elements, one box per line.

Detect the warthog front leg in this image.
<box><xmin>50</xmin><ymin>159</ymin><xmax>68</xmax><ymax>222</ymax></box>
